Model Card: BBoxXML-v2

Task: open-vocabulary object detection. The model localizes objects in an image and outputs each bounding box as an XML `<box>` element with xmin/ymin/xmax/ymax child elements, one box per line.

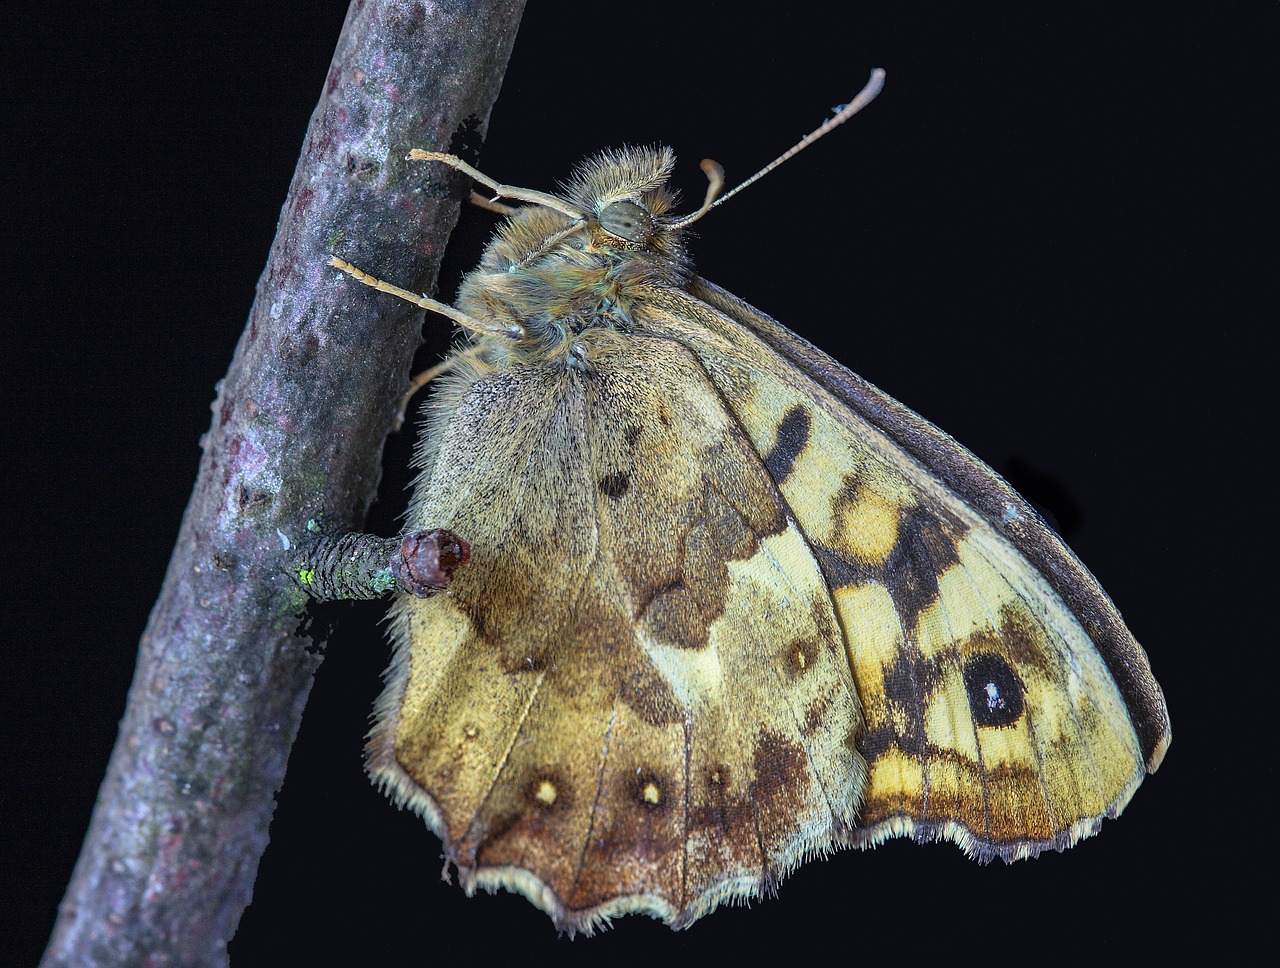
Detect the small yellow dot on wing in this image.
<box><xmin>535</xmin><ymin>780</ymin><xmax>557</xmax><ymax>807</ymax></box>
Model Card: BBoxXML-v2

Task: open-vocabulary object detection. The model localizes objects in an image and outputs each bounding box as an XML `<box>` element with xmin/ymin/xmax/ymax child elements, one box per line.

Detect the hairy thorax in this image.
<box><xmin>454</xmin><ymin>154</ymin><xmax>696</xmax><ymax>366</ymax></box>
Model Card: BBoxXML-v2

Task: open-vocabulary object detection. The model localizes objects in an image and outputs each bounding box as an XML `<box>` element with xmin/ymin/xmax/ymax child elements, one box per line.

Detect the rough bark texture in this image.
<box><xmin>41</xmin><ymin>2</ymin><xmax>526</xmax><ymax>964</ymax></box>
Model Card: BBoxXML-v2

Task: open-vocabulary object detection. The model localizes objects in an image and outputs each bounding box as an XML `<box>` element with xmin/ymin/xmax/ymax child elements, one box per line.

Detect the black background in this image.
<box><xmin>6</xmin><ymin>2</ymin><xmax>1269</xmax><ymax>964</ymax></box>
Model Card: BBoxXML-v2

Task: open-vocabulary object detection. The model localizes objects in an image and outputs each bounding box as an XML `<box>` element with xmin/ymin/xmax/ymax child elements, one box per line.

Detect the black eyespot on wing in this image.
<box><xmin>962</xmin><ymin>653</ymin><xmax>1025</xmax><ymax>728</ymax></box>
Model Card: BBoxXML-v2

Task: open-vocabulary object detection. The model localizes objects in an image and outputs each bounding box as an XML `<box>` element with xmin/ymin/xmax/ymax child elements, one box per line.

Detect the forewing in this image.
<box><xmin>635</xmin><ymin>280</ymin><xmax>1170</xmax><ymax>860</ymax></box>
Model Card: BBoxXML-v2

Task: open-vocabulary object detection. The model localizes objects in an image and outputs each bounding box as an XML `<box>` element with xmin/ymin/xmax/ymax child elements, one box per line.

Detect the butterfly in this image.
<box><xmin>331</xmin><ymin>70</ymin><xmax>1169</xmax><ymax>934</ymax></box>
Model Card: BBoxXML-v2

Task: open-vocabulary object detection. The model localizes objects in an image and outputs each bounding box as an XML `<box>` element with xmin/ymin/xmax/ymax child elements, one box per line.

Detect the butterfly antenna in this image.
<box><xmin>669</xmin><ymin>67</ymin><xmax>885</xmax><ymax>230</ymax></box>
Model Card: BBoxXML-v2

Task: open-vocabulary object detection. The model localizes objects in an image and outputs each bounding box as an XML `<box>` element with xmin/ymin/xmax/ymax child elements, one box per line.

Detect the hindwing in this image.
<box><xmin>371</xmin><ymin>332</ymin><xmax>866</xmax><ymax>932</ymax></box>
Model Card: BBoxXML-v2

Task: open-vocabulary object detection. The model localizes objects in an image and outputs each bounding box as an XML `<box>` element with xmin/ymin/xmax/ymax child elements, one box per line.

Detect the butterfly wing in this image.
<box><xmin>370</xmin><ymin>336</ymin><xmax>866</xmax><ymax>932</ymax></box>
<box><xmin>636</xmin><ymin>277</ymin><xmax>1171</xmax><ymax>859</ymax></box>
<box><xmin>368</xmin><ymin>266</ymin><xmax>1168</xmax><ymax>932</ymax></box>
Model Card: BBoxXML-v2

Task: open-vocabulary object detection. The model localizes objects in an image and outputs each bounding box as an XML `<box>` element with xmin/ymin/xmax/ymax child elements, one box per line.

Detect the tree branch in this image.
<box><xmin>41</xmin><ymin>2</ymin><xmax>526</xmax><ymax>964</ymax></box>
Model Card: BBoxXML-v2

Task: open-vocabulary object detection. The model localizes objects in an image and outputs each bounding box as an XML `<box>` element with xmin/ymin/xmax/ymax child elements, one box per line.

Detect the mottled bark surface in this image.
<box><xmin>42</xmin><ymin>2</ymin><xmax>526</xmax><ymax>964</ymax></box>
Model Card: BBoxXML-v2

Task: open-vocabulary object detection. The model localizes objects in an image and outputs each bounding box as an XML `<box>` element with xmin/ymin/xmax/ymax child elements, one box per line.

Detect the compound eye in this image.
<box><xmin>598</xmin><ymin>200</ymin><xmax>654</xmax><ymax>244</ymax></box>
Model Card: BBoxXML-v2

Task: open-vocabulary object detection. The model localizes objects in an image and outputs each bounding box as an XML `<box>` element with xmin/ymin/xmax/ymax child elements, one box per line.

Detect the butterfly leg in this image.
<box><xmin>329</xmin><ymin>256</ymin><xmax>524</xmax><ymax>341</ymax></box>
<box><xmin>407</xmin><ymin>149</ymin><xmax>585</xmax><ymax>220</ymax></box>
<box><xmin>394</xmin><ymin>346</ymin><xmax>486</xmax><ymax>428</ymax></box>
<box><xmin>467</xmin><ymin>190</ymin><xmax>518</xmax><ymax>216</ymax></box>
